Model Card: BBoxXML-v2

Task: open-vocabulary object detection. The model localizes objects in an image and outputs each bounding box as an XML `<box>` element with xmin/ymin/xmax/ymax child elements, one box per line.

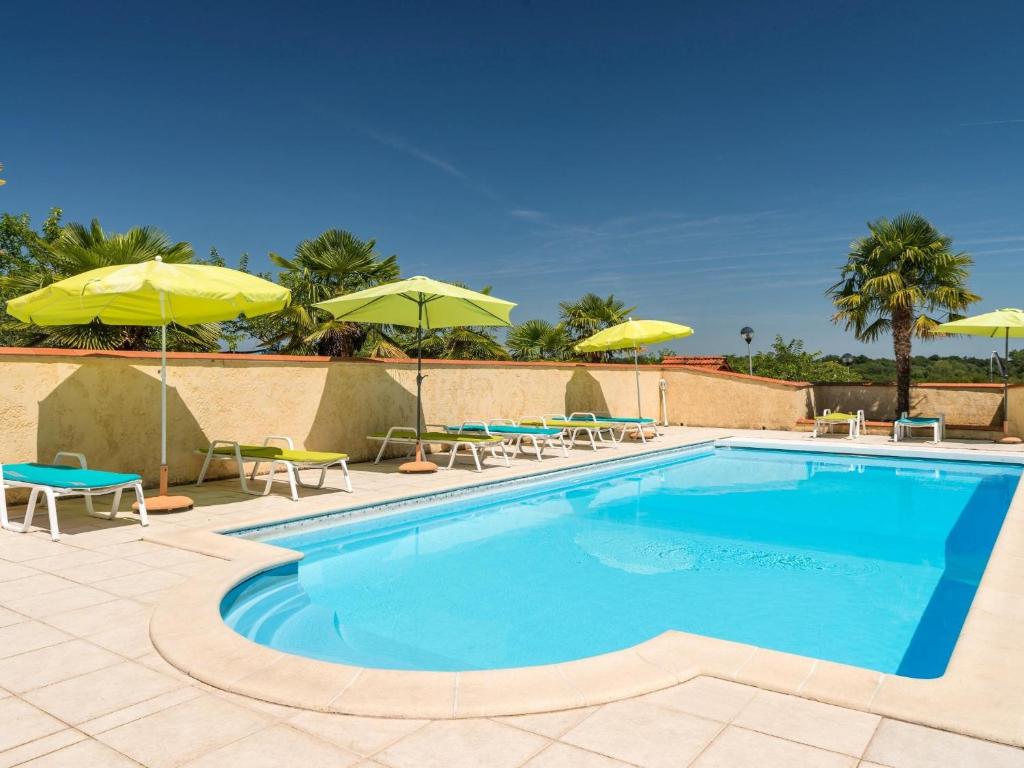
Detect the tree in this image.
<box><xmin>558</xmin><ymin>293</ymin><xmax>635</xmax><ymax>344</ymax></box>
<box><xmin>827</xmin><ymin>213</ymin><xmax>979</xmax><ymax>416</ymax></box>
<box><xmin>0</xmin><ymin>207</ymin><xmax>63</xmax><ymax>345</ymax></box>
<box><xmin>258</xmin><ymin>229</ymin><xmax>399</xmax><ymax>356</ymax></box>
<box><xmin>506</xmin><ymin>318</ymin><xmax>572</xmax><ymax>361</ymax></box>
<box><xmin>1</xmin><ymin>217</ymin><xmax>219</xmax><ymax>351</ymax></box>
<box><xmin>728</xmin><ymin>336</ymin><xmax>858</xmax><ymax>383</ymax></box>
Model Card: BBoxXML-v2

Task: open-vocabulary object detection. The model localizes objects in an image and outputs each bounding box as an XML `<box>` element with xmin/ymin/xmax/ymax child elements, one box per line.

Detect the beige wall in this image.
<box><xmin>813</xmin><ymin>383</ymin><xmax>1007</xmax><ymax>427</ymax></box>
<box><xmin>2</xmin><ymin>350</ymin><xmax>1020</xmax><ymax>490</ymax></box>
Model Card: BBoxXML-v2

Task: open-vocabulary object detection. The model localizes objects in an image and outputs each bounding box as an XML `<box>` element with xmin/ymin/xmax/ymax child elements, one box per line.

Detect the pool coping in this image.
<box><xmin>148</xmin><ymin>435</ymin><xmax>1024</xmax><ymax>744</ymax></box>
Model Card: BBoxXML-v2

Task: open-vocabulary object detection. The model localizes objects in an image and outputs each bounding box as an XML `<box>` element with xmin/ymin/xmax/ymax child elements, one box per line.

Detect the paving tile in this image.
<box><xmin>23</xmin><ymin>659</ymin><xmax>183</xmax><ymax>724</ymax></box>
<box><xmin>0</xmin><ymin>729</ymin><xmax>85</xmax><ymax>768</ymax></box>
<box><xmin>641</xmin><ymin>677</ymin><xmax>758</xmax><ymax>722</ymax></box>
<box><xmin>523</xmin><ymin>742</ymin><xmax>634</xmax><ymax>767</ymax></box>
<box><xmin>128</xmin><ymin>546</ymin><xmax>217</xmax><ymax>569</ymax></box>
<box><xmin>375</xmin><ymin>719</ymin><xmax>547</xmax><ymax>768</ymax></box>
<box><xmin>79</xmin><ymin>685</ymin><xmax>204</xmax><ymax>735</ymax></box>
<box><xmin>182</xmin><ymin>723</ymin><xmax>359</xmax><ymax>767</ymax></box>
<box><xmin>561</xmin><ymin>699</ymin><xmax>723</xmax><ymax>768</ymax></box>
<box><xmin>0</xmin><ymin>560</ymin><xmax>38</xmax><ymax>581</ymax></box>
<box><xmin>0</xmin><ymin>698</ymin><xmax>66</xmax><ymax>753</ymax></box>
<box><xmin>733</xmin><ymin>689</ymin><xmax>880</xmax><ymax>757</ymax></box>
<box><xmin>51</xmin><ymin>557</ymin><xmax>151</xmax><ymax>584</ymax></box>
<box><xmin>96</xmin><ymin>693</ymin><xmax>272</xmax><ymax>768</ymax></box>
<box><xmin>863</xmin><ymin>719</ymin><xmax>1024</xmax><ymax>768</ymax></box>
<box><xmin>24</xmin><ymin>548</ymin><xmax>113</xmax><ymax>574</ymax></box>
<box><xmin>16</xmin><ymin>739</ymin><xmax>142</xmax><ymax>767</ymax></box>
<box><xmin>289</xmin><ymin>711</ymin><xmax>430</xmax><ymax>757</ymax></box>
<box><xmin>496</xmin><ymin>706</ymin><xmax>598</xmax><ymax>738</ymax></box>
<box><xmin>0</xmin><ymin>538</ymin><xmax>75</xmax><ymax>563</ymax></box>
<box><xmin>0</xmin><ymin>573</ymin><xmax>76</xmax><ymax>602</ymax></box>
<box><xmin>0</xmin><ymin>621</ymin><xmax>71</xmax><ymax>660</ymax></box>
<box><xmin>92</xmin><ymin>568</ymin><xmax>186</xmax><ymax>597</ymax></box>
<box><xmin>0</xmin><ymin>639</ymin><xmax>121</xmax><ymax>693</ymax></box>
<box><xmin>691</xmin><ymin>726</ymin><xmax>856</xmax><ymax>767</ymax></box>
<box><xmin>43</xmin><ymin>597</ymin><xmax>147</xmax><ymax>637</ymax></box>
<box><xmin>0</xmin><ymin>607</ymin><xmax>24</xmax><ymax>628</ymax></box>
<box><xmin>87</xmin><ymin>622</ymin><xmax>155</xmax><ymax>659</ymax></box>
<box><xmin>3</xmin><ymin>584</ymin><xmax>118</xmax><ymax>618</ymax></box>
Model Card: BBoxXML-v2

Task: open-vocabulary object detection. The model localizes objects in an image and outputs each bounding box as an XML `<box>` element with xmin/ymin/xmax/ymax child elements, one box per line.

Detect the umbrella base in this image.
<box><xmin>133</xmin><ymin>495</ymin><xmax>194</xmax><ymax>513</ymax></box>
<box><xmin>399</xmin><ymin>460</ymin><xmax>438</xmax><ymax>474</ymax></box>
<box><xmin>998</xmin><ymin>436</ymin><xmax>1023</xmax><ymax>445</ymax></box>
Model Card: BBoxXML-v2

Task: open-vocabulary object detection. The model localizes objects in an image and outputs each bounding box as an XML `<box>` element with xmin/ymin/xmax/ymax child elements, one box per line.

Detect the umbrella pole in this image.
<box><xmin>633</xmin><ymin>346</ymin><xmax>642</xmax><ymax>419</ymax></box>
<box><xmin>401</xmin><ymin>297</ymin><xmax>437</xmax><ymax>473</ymax></box>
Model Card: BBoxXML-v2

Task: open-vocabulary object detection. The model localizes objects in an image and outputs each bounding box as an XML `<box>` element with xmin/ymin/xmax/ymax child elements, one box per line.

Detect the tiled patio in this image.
<box><xmin>2</xmin><ymin>427</ymin><xmax>1023</xmax><ymax>767</ymax></box>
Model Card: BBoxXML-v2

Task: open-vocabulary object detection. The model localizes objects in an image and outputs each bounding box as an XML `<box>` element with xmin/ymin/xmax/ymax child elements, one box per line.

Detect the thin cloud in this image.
<box><xmin>362</xmin><ymin>129</ymin><xmax>468</xmax><ymax>180</ymax></box>
<box><xmin>959</xmin><ymin>118</ymin><xmax>1024</xmax><ymax>127</ymax></box>
<box><xmin>508</xmin><ymin>209</ymin><xmax>547</xmax><ymax>221</ymax></box>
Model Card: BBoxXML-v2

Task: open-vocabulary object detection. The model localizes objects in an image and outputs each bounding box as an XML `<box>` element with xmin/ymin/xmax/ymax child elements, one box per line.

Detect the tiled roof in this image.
<box><xmin>662</xmin><ymin>355</ymin><xmax>733</xmax><ymax>371</ymax></box>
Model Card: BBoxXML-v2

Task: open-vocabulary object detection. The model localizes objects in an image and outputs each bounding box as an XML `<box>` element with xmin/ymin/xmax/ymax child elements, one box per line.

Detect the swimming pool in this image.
<box><xmin>222</xmin><ymin>444</ymin><xmax>1022</xmax><ymax>678</ymax></box>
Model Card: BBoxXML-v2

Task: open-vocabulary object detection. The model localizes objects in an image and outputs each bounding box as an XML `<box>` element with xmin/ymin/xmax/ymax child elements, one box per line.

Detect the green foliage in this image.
<box><xmin>558</xmin><ymin>293</ymin><xmax>635</xmax><ymax>344</ymax></box>
<box><xmin>821</xmin><ymin>352</ymin><xmax>1024</xmax><ymax>384</ymax></box>
<box><xmin>506</xmin><ymin>318</ymin><xmax>573</xmax><ymax>361</ymax></box>
<box><xmin>726</xmin><ymin>337</ymin><xmax>858</xmax><ymax>383</ymax></box>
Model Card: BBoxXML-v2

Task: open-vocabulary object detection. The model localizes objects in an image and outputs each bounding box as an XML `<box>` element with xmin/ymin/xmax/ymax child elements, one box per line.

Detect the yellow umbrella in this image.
<box><xmin>933</xmin><ymin>308</ymin><xmax>1024</xmax><ymax>439</ymax></box>
<box><xmin>315</xmin><ymin>275</ymin><xmax>515</xmax><ymax>473</ymax></box>
<box><xmin>575</xmin><ymin>318</ymin><xmax>694</xmax><ymax>418</ymax></box>
<box><xmin>7</xmin><ymin>257</ymin><xmax>291</xmax><ymax>509</ymax></box>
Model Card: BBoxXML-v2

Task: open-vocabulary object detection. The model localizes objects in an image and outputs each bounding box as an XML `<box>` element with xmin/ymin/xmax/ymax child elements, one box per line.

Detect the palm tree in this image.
<box><xmin>558</xmin><ymin>293</ymin><xmax>635</xmax><ymax>343</ymax></box>
<box><xmin>507</xmin><ymin>318</ymin><xmax>572</xmax><ymax>361</ymax></box>
<box><xmin>827</xmin><ymin>213</ymin><xmax>979</xmax><ymax>417</ymax></box>
<box><xmin>265</xmin><ymin>229</ymin><xmax>399</xmax><ymax>356</ymax></box>
<box><xmin>0</xmin><ymin>219</ymin><xmax>218</xmax><ymax>351</ymax></box>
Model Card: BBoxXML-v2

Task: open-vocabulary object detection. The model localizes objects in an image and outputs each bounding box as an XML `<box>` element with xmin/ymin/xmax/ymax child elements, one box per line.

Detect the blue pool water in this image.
<box><xmin>222</xmin><ymin>446</ymin><xmax>1022</xmax><ymax>677</ymax></box>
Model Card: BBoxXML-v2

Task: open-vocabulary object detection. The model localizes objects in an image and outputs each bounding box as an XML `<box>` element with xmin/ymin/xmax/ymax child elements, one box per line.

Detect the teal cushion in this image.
<box><xmin>898</xmin><ymin>417</ymin><xmax>940</xmax><ymax>425</ymax></box>
<box><xmin>2</xmin><ymin>463</ymin><xmax>140</xmax><ymax>490</ymax></box>
<box><xmin>446</xmin><ymin>425</ymin><xmax>562</xmax><ymax>436</ymax></box>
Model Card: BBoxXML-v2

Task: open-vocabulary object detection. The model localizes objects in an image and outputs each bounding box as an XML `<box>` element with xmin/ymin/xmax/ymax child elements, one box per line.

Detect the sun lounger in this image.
<box><xmin>893</xmin><ymin>412</ymin><xmax>945</xmax><ymax>443</ymax></box>
<box><xmin>445</xmin><ymin>421</ymin><xmax>569</xmax><ymax>461</ymax></box>
<box><xmin>569</xmin><ymin>412</ymin><xmax>660</xmax><ymax>442</ymax></box>
<box><xmin>369</xmin><ymin>426</ymin><xmax>510</xmax><ymax>471</ymax></box>
<box><xmin>521</xmin><ymin>415</ymin><xmax>621</xmax><ymax>450</ymax></box>
<box><xmin>0</xmin><ymin>453</ymin><xmax>148</xmax><ymax>541</ymax></box>
<box><xmin>812</xmin><ymin>409</ymin><xmax>865</xmax><ymax>439</ymax></box>
<box><xmin>196</xmin><ymin>436</ymin><xmax>351</xmax><ymax>500</ymax></box>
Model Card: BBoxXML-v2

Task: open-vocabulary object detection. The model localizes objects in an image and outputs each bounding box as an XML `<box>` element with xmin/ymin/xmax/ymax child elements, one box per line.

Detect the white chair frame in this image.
<box><xmin>569</xmin><ymin>412</ymin><xmax>660</xmax><ymax>443</ymax></box>
<box><xmin>370</xmin><ymin>426</ymin><xmax>511</xmax><ymax>472</ymax></box>
<box><xmin>529</xmin><ymin>414</ymin><xmax>620</xmax><ymax>450</ymax></box>
<box><xmin>893</xmin><ymin>412</ymin><xmax>945</xmax><ymax>444</ymax></box>
<box><xmin>0</xmin><ymin>452</ymin><xmax>148</xmax><ymax>542</ymax></box>
<box><xmin>812</xmin><ymin>409</ymin><xmax>866</xmax><ymax>440</ymax></box>
<box><xmin>452</xmin><ymin>420</ymin><xmax>569</xmax><ymax>462</ymax></box>
<box><xmin>196</xmin><ymin>436</ymin><xmax>352</xmax><ymax>501</ymax></box>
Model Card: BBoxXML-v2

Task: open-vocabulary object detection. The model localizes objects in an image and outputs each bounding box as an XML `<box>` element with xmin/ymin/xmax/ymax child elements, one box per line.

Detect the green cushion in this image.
<box><xmin>209</xmin><ymin>446</ymin><xmax>347</xmax><ymax>463</ymax></box>
<box><xmin>817</xmin><ymin>412</ymin><xmax>857</xmax><ymax>421</ymax></box>
<box><xmin>371</xmin><ymin>431</ymin><xmax>503</xmax><ymax>443</ymax></box>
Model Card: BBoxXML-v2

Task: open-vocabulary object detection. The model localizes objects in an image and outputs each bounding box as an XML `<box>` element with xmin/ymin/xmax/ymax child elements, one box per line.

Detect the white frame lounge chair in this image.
<box><xmin>370</xmin><ymin>426</ymin><xmax>511</xmax><ymax>472</ymax></box>
<box><xmin>569</xmin><ymin>412</ymin><xmax>659</xmax><ymax>443</ymax></box>
<box><xmin>812</xmin><ymin>409</ymin><xmax>866</xmax><ymax>440</ymax></box>
<box><xmin>522</xmin><ymin>415</ymin><xmax>621</xmax><ymax>450</ymax></box>
<box><xmin>196</xmin><ymin>436</ymin><xmax>352</xmax><ymax>501</ymax></box>
<box><xmin>446</xmin><ymin>421</ymin><xmax>569</xmax><ymax>461</ymax></box>
<box><xmin>893</xmin><ymin>412</ymin><xmax>945</xmax><ymax>444</ymax></box>
<box><xmin>0</xmin><ymin>453</ymin><xmax>148</xmax><ymax>542</ymax></box>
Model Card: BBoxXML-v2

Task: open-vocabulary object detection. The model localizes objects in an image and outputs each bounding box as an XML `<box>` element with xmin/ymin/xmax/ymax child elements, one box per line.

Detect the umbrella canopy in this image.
<box><xmin>6</xmin><ymin>258</ymin><xmax>289</xmax><ymax>326</ymax></box>
<box><xmin>315</xmin><ymin>275</ymin><xmax>515</xmax><ymax>472</ymax></box>
<box><xmin>575</xmin><ymin>319</ymin><xmax>694</xmax><ymax>353</ymax></box>
<box><xmin>933</xmin><ymin>308</ymin><xmax>1024</xmax><ymax>439</ymax></box>
<box><xmin>7</xmin><ymin>257</ymin><xmax>290</xmax><ymax>508</ymax></box>
<box><xmin>574</xmin><ymin>319</ymin><xmax>694</xmax><ymax>420</ymax></box>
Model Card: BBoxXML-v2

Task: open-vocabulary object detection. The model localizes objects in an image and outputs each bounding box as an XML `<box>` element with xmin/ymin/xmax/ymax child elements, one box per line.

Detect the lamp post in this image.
<box><xmin>740</xmin><ymin>327</ymin><xmax>754</xmax><ymax>375</ymax></box>
<box><xmin>841</xmin><ymin>353</ymin><xmax>854</xmax><ymax>367</ymax></box>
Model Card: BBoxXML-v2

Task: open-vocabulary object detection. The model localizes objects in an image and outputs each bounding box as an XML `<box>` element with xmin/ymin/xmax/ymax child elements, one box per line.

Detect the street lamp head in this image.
<box><xmin>841</xmin><ymin>353</ymin><xmax>854</xmax><ymax>366</ymax></box>
<box><xmin>740</xmin><ymin>327</ymin><xmax>754</xmax><ymax>344</ymax></box>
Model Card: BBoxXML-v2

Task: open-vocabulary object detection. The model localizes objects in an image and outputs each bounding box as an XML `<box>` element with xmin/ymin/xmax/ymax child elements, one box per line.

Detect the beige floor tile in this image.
<box><xmin>288</xmin><ymin>711</ymin><xmax>430</xmax><ymax>757</ymax></box>
<box><xmin>496</xmin><ymin>707</ymin><xmax>599</xmax><ymax>739</ymax></box>
<box><xmin>0</xmin><ymin>573</ymin><xmax>76</xmax><ymax>602</ymax></box>
<box><xmin>0</xmin><ymin>560</ymin><xmax>38</xmax><ymax>581</ymax></box>
<box><xmin>182</xmin><ymin>723</ymin><xmax>359</xmax><ymax>767</ymax></box>
<box><xmin>0</xmin><ymin>729</ymin><xmax>85</xmax><ymax>768</ymax></box>
<box><xmin>0</xmin><ymin>639</ymin><xmax>121</xmax><ymax>693</ymax></box>
<box><xmin>93</xmin><ymin>569</ymin><xmax>186</xmax><ymax>597</ymax></box>
<box><xmin>51</xmin><ymin>557</ymin><xmax>151</xmax><ymax>584</ymax></box>
<box><xmin>375</xmin><ymin>719</ymin><xmax>547</xmax><ymax>768</ymax></box>
<box><xmin>21</xmin><ymin>547</ymin><xmax>112</xmax><ymax>574</ymax></box>
<box><xmin>23</xmin><ymin>660</ymin><xmax>183</xmax><ymax>724</ymax></box>
<box><xmin>0</xmin><ymin>698</ymin><xmax>67</xmax><ymax>752</ymax></box>
<box><xmin>641</xmin><ymin>677</ymin><xmax>758</xmax><ymax>722</ymax></box>
<box><xmin>16</xmin><ymin>739</ymin><xmax>142</xmax><ymax>767</ymax></box>
<box><xmin>96</xmin><ymin>693</ymin><xmax>272</xmax><ymax>768</ymax></box>
<box><xmin>0</xmin><ymin>607</ymin><xmax>24</xmax><ymax>628</ymax></box>
<box><xmin>863</xmin><ymin>719</ymin><xmax>1024</xmax><ymax>768</ymax></box>
<box><xmin>523</xmin><ymin>742</ymin><xmax>633</xmax><ymax>767</ymax></box>
<box><xmin>733</xmin><ymin>689</ymin><xmax>880</xmax><ymax>757</ymax></box>
<box><xmin>0</xmin><ymin>537</ymin><xmax>76</xmax><ymax>563</ymax></box>
<box><xmin>4</xmin><ymin>584</ymin><xmax>118</xmax><ymax>618</ymax></box>
<box><xmin>87</xmin><ymin>622</ymin><xmax>155</xmax><ymax>659</ymax></box>
<box><xmin>43</xmin><ymin>597</ymin><xmax>147</xmax><ymax>637</ymax></box>
<box><xmin>0</xmin><ymin>621</ymin><xmax>71</xmax><ymax>660</ymax></box>
<box><xmin>692</xmin><ymin>726</ymin><xmax>856</xmax><ymax>767</ymax></box>
<box><xmin>561</xmin><ymin>699</ymin><xmax>722</xmax><ymax>768</ymax></box>
<box><xmin>79</xmin><ymin>685</ymin><xmax>203</xmax><ymax>736</ymax></box>
<box><xmin>128</xmin><ymin>546</ymin><xmax>217</xmax><ymax>569</ymax></box>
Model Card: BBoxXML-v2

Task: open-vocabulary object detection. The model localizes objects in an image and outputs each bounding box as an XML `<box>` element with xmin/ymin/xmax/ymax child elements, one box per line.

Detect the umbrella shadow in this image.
<box><xmin>565</xmin><ymin>367</ymin><xmax>610</xmax><ymax>415</ymax></box>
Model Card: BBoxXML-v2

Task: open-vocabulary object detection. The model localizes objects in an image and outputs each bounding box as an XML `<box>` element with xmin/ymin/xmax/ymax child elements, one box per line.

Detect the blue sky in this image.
<box><xmin>3</xmin><ymin>0</ymin><xmax>1023</xmax><ymax>357</ymax></box>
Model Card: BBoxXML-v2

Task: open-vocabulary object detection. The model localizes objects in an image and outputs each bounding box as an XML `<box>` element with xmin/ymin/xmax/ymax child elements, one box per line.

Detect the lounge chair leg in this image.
<box><xmin>197</xmin><ymin>448</ymin><xmax>214</xmax><ymax>485</ymax></box>
<box><xmin>43</xmin><ymin>487</ymin><xmax>60</xmax><ymax>542</ymax></box>
<box><xmin>0</xmin><ymin>484</ymin><xmax>8</xmax><ymax>532</ymax></box>
<box><xmin>340</xmin><ymin>461</ymin><xmax>352</xmax><ymax>492</ymax></box>
<box><xmin>13</xmin><ymin>488</ymin><xmax>41</xmax><ymax>534</ymax></box>
<box><xmin>558</xmin><ymin>435</ymin><xmax>569</xmax><ymax>458</ymax></box>
<box><xmin>134</xmin><ymin>483</ymin><xmax>149</xmax><ymax>527</ymax></box>
<box><xmin>285</xmin><ymin>465</ymin><xmax>299</xmax><ymax>502</ymax></box>
<box><xmin>471</xmin><ymin>445</ymin><xmax>482</xmax><ymax>472</ymax></box>
<box><xmin>374</xmin><ymin>439</ymin><xmax>389</xmax><ymax>464</ymax></box>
